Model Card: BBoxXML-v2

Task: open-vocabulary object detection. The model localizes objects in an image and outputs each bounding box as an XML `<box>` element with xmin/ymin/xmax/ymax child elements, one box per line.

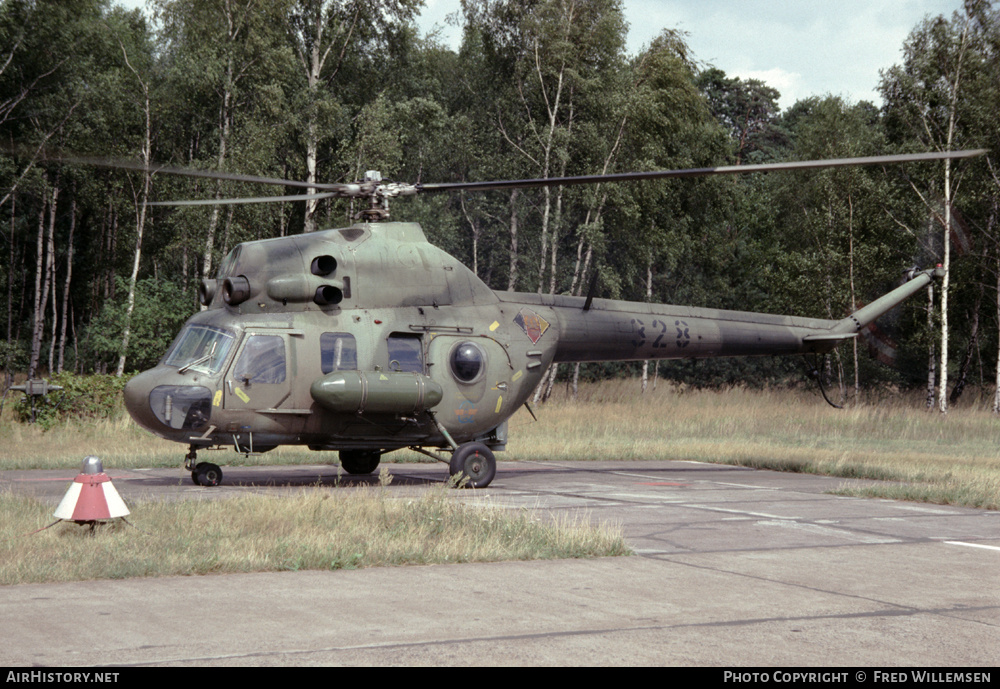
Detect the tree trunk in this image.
<box><xmin>29</xmin><ymin>192</ymin><xmax>45</xmax><ymax>378</ymax></box>
<box><xmin>6</xmin><ymin>192</ymin><xmax>16</xmax><ymax>385</ymax></box>
<box><xmin>304</xmin><ymin>113</ymin><xmax>319</xmax><ymax>233</ymax></box>
<box><xmin>848</xmin><ymin>195</ymin><xmax>859</xmax><ymax>397</ymax></box>
<box><xmin>202</xmin><ymin>41</ymin><xmax>237</xmax><ymax>280</ymax></box>
<box><xmin>531</xmin><ymin>43</ymin><xmax>567</xmax><ymax>294</ymax></box>
<box><xmin>641</xmin><ymin>260</ymin><xmax>652</xmax><ymax>394</ymax></box>
<box><xmin>104</xmin><ymin>202</ymin><xmax>118</xmax><ymax>301</ymax></box>
<box><xmin>116</xmin><ymin>47</ymin><xmax>152</xmax><ymax>377</ymax></box>
<box><xmin>29</xmin><ymin>180</ymin><xmax>57</xmax><ymax>378</ymax></box>
<box><xmin>936</xmin><ymin>15</ymin><xmax>969</xmax><ymax>415</ymax></box>
<box><xmin>47</xmin><ymin>212</ymin><xmax>57</xmax><ymax>375</ymax></box>
<box><xmin>938</xmin><ymin>155</ymin><xmax>952</xmax><ymax>414</ymax></box>
<box><xmin>57</xmin><ymin>194</ymin><xmax>76</xmax><ymax>373</ymax></box>
<box><xmin>949</xmin><ymin>282</ymin><xmax>981</xmax><ymax>405</ymax></box>
<box><xmin>117</xmin><ymin>176</ymin><xmax>150</xmax><ymax>377</ymax></box>
<box><xmin>42</xmin><ymin>183</ymin><xmax>57</xmax><ymax>376</ymax></box>
<box><xmin>201</xmin><ymin>97</ymin><xmax>229</xmax><ymax>280</ymax></box>
<box><xmin>927</xmin><ymin>283</ymin><xmax>936</xmax><ymax>409</ymax></box>
<box><xmin>294</xmin><ymin>1</ymin><xmax>361</xmax><ymax>233</ymax></box>
<box><xmin>507</xmin><ymin>189</ymin><xmax>519</xmax><ymax>290</ymax></box>
<box><xmin>541</xmin><ymin>363</ymin><xmax>558</xmax><ymax>402</ymax></box>
<box><xmin>995</xmin><ymin>248</ymin><xmax>1000</xmax><ymax>413</ymax></box>
<box><xmin>460</xmin><ymin>193</ymin><xmax>479</xmax><ymax>276</ymax></box>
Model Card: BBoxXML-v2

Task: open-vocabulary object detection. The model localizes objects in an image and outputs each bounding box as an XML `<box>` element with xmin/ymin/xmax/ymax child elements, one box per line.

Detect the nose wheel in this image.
<box><xmin>448</xmin><ymin>442</ymin><xmax>496</xmax><ymax>488</ymax></box>
<box><xmin>191</xmin><ymin>462</ymin><xmax>223</xmax><ymax>487</ymax></box>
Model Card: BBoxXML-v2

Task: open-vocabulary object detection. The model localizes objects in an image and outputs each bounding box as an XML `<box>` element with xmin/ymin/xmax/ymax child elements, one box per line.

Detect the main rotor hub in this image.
<box><xmin>350</xmin><ymin>171</ymin><xmax>421</xmax><ymax>221</ymax></box>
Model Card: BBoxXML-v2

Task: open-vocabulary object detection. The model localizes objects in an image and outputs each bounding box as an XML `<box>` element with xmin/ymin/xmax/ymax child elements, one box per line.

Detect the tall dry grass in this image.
<box><xmin>506</xmin><ymin>380</ymin><xmax>1000</xmax><ymax>509</ymax></box>
<box><xmin>0</xmin><ymin>477</ymin><xmax>629</xmax><ymax>585</ymax></box>
<box><xmin>3</xmin><ymin>380</ymin><xmax>998</xmax><ymax>508</ymax></box>
<box><xmin>0</xmin><ymin>410</ymin><xmax>331</xmax><ymax>470</ymax></box>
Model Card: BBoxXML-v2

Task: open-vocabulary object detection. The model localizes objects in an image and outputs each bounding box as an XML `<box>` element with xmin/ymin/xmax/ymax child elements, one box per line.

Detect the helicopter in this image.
<box><xmin>72</xmin><ymin>148</ymin><xmax>982</xmax><ymax>488</ymax></box>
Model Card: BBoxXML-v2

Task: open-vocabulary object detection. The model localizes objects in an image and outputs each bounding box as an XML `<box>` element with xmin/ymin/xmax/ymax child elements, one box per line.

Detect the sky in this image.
<box><xmin>416</xmin><ymin>0</ymin><xmax>964</xmax><ymax>110</ymax></box>
<box><xmin>118</xmin><ymin>0</ymin><xmax>965</xmax><ymax>111</ymax></box>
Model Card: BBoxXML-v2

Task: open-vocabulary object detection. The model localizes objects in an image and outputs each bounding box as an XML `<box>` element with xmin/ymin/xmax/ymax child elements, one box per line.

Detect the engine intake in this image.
<box><xmin>314</xmin><ymin>284</ymin><xmax>344</xmax><ymax>306</ymax></box>
<box><xmin>311</xmin><ymin>255</ymin><xmax>337</xmax><ymax>276</ymax></box>
<box><xmin>199</xmin><ymin>279</ymin><xmax>218</xmax><ymax>306</ymax></box>
<box><xmin>223</xmin><ymin>276</ymin><xmax>252</xmax><ymax>305</ymax></box>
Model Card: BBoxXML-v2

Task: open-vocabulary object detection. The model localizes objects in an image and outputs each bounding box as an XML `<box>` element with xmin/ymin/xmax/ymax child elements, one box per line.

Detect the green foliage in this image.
<box><xmin>84</xmin><ymin>277</ymin><xmax>194</xmax><ymax>373</ymax></box>
<box><xmin>696</xmin><ymin>66</ymin><xmax>785</xmax><ymax>163</ymax></box>
<box><xmin>11</xmin><ymin>372</ymin><xmax>128</xmax><ymax>429</ymax></box>
<box><xmin>0</xmin><ymin>340</ymin><xmax>28</xmax><ymax>373</ymax></box>
<box><xmin>1</xmin><ymin>0</ymin><xmax>999</xmax><ymax>396</ymax></box>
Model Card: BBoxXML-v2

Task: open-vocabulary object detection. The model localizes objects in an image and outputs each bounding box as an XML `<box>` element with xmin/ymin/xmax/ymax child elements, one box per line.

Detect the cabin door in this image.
<box><xmin>223</xmin><ymin>330</ymin><xmax>295</xmax><ymax>412</ymax></box>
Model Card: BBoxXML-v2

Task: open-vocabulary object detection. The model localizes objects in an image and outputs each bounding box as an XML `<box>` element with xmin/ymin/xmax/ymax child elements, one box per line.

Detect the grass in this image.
<box><xmin>0</xmin><ymin>474</ymin><xmax>629</xmax><ymax>585</ymax></box>
<box><xmin>506</xmin><ymin>380</ymin><xmax>1000</xmax><ymax>510</ymax></box>
<box><xmin>2</xmin><ymin>379</ymin><xmax>999</xmax><ymax>510</ymax></box>
<box><xmin>0</xmin><ymin>408</ymin><xmax>441</xmax><ymax>470</ymax></box>
<box><xmin>3</xmin><ymin>380</ymin><xmax>997</xmax><ymax>584</ymax></box>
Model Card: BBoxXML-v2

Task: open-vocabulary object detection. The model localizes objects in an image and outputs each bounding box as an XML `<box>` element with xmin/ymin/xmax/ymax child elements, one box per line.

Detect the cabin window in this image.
<box><xmin>321</xmin><ymin>333</ymin><xmax>358</xmax><ymax>373</ymax></box>
<box><xmin>387</xmin><ymin>334</ymin><xmax>423</xmax><ymax>373</ymax></box>
<box><xmin>233</xmin><ymin>335</ymin><xmax>286</xmax><ymax>384</ymax></box>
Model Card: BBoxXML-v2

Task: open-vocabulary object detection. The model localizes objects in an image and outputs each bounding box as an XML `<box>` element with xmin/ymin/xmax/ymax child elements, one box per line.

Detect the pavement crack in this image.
<box><xmin>653</xmin><ymin>556</ymin><xmax>1000</xmax><ymax>630</ymax></box>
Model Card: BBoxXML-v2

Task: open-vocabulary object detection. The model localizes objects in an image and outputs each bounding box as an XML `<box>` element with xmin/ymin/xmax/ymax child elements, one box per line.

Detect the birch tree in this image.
<box><xmin>154</xmin><ymin>0</ymin><xmax>287</xmax><ymax>275</ymax></box>
<box><xmin>114</xmin><ymin>26</ymin><xmax>155</xmax><ymax>377</ymax></box>
<box><xmin>287</xmin><ymin>0</ymin><xmax>419</xmax><ymax>232</ymax></box>
<box><xmin>880</xmin><ymin>5</ymin><xmax>984</xmax><ymax>412</ymax></box>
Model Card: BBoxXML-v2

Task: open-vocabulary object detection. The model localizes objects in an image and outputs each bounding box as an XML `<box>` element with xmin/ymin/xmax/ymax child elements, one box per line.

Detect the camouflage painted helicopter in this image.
<box><xmin>100</xmin><ymin>149</ymin><xmax>981</xmax><ymax>488</ymax></box>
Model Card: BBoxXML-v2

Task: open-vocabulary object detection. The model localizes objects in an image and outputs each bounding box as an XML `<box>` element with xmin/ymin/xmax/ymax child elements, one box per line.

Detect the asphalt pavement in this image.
<box><xmin>1</xmin><ymin>459</ymin><xmax>997</xmax><ymax>666</ymax></box>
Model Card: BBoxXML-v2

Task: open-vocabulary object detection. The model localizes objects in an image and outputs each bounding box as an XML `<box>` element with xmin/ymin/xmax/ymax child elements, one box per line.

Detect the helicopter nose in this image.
<box><xmin>123</xmin><ymin>370</ymin><xmax>159</xmax><ymax>431</ymax></box>
<box><xmin>124</xmin><ymin>371</ymin><xmax>214</xmax><ymax>434</ymax></box>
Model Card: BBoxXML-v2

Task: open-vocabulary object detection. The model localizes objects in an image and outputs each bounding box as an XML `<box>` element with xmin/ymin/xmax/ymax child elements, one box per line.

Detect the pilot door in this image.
<box><xmin>427</xmin><ymin>335</ymin><xmax>511</xmax><ymax>434</ymax></box>
<box><xmin>223</xmin><ymin>330</ymin><xmax>295</xmax><ymax>413</ymax></box>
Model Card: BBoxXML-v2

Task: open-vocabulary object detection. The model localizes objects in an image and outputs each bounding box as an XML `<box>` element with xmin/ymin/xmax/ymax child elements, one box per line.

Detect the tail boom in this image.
<box><xmin>495</xmin><ymin>268</ymin><xmax>940</xmax><ymax>364</ymax></box>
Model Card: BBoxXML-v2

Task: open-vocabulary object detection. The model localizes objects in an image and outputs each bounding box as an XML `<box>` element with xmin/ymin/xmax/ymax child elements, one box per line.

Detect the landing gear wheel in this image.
<box><xmin>192</xmin><ymin>462</ymin><xmax>223</xmax><ymax>487</ymax></box>
<box><xmin>339</xmin><ymin>450</ymin><xmax>381</xmax><ymax>475</ymax></box>
<box><xmin>449</xmin><ymin>442</ymin><xmax>496</xmax><ymax>488</ymax></box>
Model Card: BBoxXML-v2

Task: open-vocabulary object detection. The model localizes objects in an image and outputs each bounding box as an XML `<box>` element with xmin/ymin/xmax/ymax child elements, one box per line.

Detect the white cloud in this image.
<box><xmin>736</xmin><ymin>68</ymin><xmax>805</xmax><ymax>109</ymax></box>
<box><xmin>116</xmin><ymin>0</ymin><xmax>965</xmax><ymax>111</ymax></box>
<box><xmin>617</xmin><ymin>0</ymin><xmax>962</xmax><ymax>109</ymax></box>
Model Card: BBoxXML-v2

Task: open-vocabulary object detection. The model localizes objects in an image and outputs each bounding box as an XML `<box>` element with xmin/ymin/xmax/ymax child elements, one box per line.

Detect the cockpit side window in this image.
<box><xmin>233</xmin><ymin>335</ymin><xmax>286</xmax><ymax>384</ymax></box>
<box><xmin>163</xmin><ymin>325</ymin><xmax>235</xmax><ymax>374</ymax></box>
<box><xmin>321</xmin><ymin>333</ymin><xmax>358</xmax><ymax>373</ymax></box>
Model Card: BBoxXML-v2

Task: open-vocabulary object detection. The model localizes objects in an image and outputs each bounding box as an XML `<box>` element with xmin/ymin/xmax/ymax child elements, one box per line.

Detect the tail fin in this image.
<box><xmin>831</xmin><ymin>268</ymin><xmax>943</xmax><ymax>335</ymax></box>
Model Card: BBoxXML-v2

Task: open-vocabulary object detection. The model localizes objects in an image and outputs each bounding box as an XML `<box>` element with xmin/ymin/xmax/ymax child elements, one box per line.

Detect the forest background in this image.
<box><xmin>2</xmin><ymin>0</ymin><xmax>999</xmax><ymax>415</ymax></box>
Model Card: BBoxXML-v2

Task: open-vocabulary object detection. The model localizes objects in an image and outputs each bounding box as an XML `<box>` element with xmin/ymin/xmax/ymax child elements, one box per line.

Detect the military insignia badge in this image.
<box><xmin>514</xmin><ymin>308</ymin><xmax>550</xmax><ymax>344</ymax></box>
<box><xmin>455</xmin><ymin>401</ymin><xmax>478</xmax><ymax>423</ymax></box>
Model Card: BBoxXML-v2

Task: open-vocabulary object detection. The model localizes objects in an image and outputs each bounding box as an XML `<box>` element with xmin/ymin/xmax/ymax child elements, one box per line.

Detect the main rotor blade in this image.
<box><xmin>34</xmin><ymin>151</ymin><xmax>347</xmax><ymax>191</ymax></box>
<box><xmin>416</xmin><ymin>150</ymin><xmax>988</xmax><ymax>194</ymax></box>
<box><xmin>148</xmin><ymin>192</ymin><xmax>341</xmax><ymax>207</ymax></box>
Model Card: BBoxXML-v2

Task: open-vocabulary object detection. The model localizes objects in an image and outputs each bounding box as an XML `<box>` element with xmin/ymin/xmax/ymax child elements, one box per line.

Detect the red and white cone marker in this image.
<box><xmin>54</xmin><ymin>456</ymin><xmax>129</xmax><ymax>523</ymax></box>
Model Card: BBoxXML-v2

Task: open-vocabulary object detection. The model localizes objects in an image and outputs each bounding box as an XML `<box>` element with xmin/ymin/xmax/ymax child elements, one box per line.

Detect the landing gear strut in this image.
<box><xmin>185</xmin><ymin>446</ymin><xmax>223</xmax><ymax>487</ymax></box>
